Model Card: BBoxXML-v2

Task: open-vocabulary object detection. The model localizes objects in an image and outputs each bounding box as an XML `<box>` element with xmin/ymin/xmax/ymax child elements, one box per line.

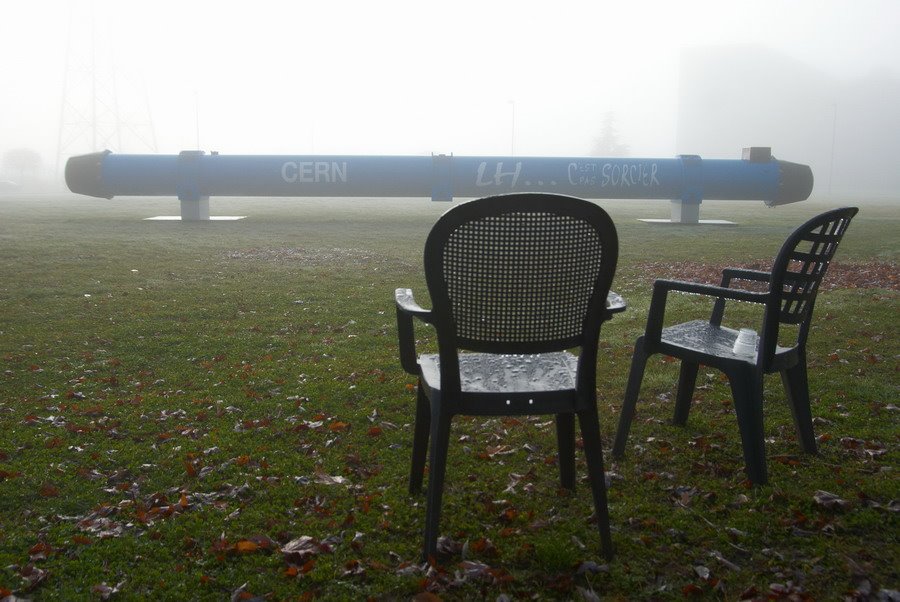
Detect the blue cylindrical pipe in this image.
<box><xmin>65</xmin><ymin>149</ymin><xmax>812</xmax><ymax>206</ymax></box>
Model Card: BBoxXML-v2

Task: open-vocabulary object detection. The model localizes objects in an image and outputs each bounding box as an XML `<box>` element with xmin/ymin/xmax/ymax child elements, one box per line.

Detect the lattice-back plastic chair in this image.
<box><xmin>395</xmin><ymin>193</ymin><xmax>624</xmax><ymax>561</ymax></box>
<box><xmin>612</xmin><ymin>207</ymin><xmax>858</xmax><ymax>484</ymax></box>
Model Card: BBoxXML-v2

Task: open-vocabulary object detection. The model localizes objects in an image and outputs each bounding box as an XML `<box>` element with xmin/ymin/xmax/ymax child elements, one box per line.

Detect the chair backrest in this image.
<box><xmin>424</xmin><ymin>193</ymin><xmax>619</xmax><ymax>356</ymax></box>
<box><xmin>761</xmin><ymin>207</ymin><xmax>858</xmax><ymax>360</ymax></box>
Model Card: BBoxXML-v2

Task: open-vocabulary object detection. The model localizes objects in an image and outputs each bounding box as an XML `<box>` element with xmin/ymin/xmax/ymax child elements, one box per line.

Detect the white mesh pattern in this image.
<box><xmin>443</xmin><ymin>212</ymin><xmax>603</xmax><ymax>343</ymax></box>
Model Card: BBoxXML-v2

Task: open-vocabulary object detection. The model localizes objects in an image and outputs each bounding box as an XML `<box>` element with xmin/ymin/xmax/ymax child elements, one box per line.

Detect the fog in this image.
<box><xmin>2</xmin><ymin>0</ymin><xmax>899</xmax><ymax>197</ymax></box>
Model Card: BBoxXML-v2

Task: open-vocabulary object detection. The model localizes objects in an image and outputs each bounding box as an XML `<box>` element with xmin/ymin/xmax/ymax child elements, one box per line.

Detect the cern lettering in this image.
<box><xmin>567</xmin><ymin>162</ymin><xmax>660</xmax><ymax>187</ymax></box>
<box><xmin>281</xmin><ymin>161</ymin><xmax>348</xmax><ymax>183</ymax></box>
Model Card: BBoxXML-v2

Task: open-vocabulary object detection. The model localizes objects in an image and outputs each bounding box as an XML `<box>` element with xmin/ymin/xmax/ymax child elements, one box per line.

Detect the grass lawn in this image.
<box><xmin>0</xmin><ymin>194</ymin><xmax>897</xmax><ymax>600</ymax></box>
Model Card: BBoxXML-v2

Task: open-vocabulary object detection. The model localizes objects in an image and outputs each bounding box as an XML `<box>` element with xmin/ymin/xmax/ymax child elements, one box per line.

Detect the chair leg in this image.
<box><xmin>556</xmin><ymin>413</ymin><xmax>576</xmax><ymax>490</ymax></box>
<box><xmin>423</xmin><ymin>408</ymin><xmax>452</xmax><ymax>562</ymax></box>
<box><xmin>409</xmin><ymin>383</ymin><xmax>431</xmax><ymax>494</ymax></box>
<box><xmin>577</xmin><ymin>406</ymin><xmax>614</xmax><ymax>561</ymax></box>
<box><xmin>612</xmin><ymin>337</ymin><xmax>649</xmax><ymax>458</ymax></box>
<box><xmin>727</xmin><ymin>368</ymin><xmax>768</xmax><ymax>485</ymax></box>
<box><xmin>781</xmin><ymin>352</ymin><xmax>817</xmax><ymax>454</ymax></box>
<box><xmin>672</xmin><ymin>361</ymin><xmax>699</xmax><ymax>426</ymax></box>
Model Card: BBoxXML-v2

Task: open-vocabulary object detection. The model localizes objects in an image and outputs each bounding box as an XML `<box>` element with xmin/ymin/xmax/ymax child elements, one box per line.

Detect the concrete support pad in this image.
<box><xmin>144</xmin><ymin>216</ymin><xmax>248</xmax><ymax>221</ymax></box>
<box><xmin>639</xmin><ymin>218</ymin><xmax>736</xmax><ymax>225</ymax></box>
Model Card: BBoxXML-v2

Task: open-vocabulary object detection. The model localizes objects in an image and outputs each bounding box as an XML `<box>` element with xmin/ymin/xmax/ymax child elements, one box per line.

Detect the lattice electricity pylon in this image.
<box><xmin>55</xmin><ymin>2</ymin><xmax>156</xmax><ymax>179</ymax></box>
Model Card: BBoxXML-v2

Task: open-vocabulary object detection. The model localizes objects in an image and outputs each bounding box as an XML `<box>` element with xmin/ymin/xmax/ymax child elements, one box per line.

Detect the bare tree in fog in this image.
<box><xmin>590</xmin><ymin>112</ymin><xmax>629</xmax><ymax>157</ymax></box>
<box><xmin>2</xmin><ymin>148</ymin><xmax>42</xmax><ymax>183</ymax></box>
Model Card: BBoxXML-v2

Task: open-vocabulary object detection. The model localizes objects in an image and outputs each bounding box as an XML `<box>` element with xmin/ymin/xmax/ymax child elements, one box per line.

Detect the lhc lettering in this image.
<box><xmin>476</xmin><ymin>162</ymin><xmax>523</xmax><ymax>187</ymax></box>
<box><xmin>282</xmin><ymin>161</ymin><xmax>349</xmax><ymax>183</ymax></box>
<box><xmin>567</xmin><ymin>162</ymin><xmax>660</xmax><ymax>187</ymax></box>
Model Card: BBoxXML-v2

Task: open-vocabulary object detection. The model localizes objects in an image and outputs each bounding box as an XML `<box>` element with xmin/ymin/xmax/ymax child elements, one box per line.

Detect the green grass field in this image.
<box><xmin>1</xmin><ymin>195</ymin><xmax>897</xmax><ymax>600</ymax></box>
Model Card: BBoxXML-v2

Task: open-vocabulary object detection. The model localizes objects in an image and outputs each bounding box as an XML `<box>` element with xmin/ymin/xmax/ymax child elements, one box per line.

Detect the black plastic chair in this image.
<box><xmin>612</xmin><ymin>207</ymin><xmax>858</xmax><ymax>484</ymax></box>
<box><xmin>395</xmin><ymin>193</ymin><xmax>624</xmax><ymax>561</ymax></box>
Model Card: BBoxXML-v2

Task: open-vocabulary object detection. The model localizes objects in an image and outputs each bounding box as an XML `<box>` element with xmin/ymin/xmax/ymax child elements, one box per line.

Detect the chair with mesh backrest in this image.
<box><xmin>612</xmin><ymin>207</ymin><xmax>858</xmax><ymax>484</ymax></box>
<box><xmin>395</xmin><ymin>193</ymin><xmax>624</xmax><ymax>561</ymax></box>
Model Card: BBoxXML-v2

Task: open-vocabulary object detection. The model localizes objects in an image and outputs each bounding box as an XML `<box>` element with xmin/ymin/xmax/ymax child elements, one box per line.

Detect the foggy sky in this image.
<box><xmin>2</xmin><ymin>0</ymin><xmax>899</xmax><ymax>176</ymax></box>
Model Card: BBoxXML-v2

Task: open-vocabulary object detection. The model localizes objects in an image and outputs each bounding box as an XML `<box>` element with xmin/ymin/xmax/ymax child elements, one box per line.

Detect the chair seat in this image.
<box><xmin>419</xmin><ymin>351</ymin><xmax>578</xmax><ymax>393</ymax></box>
<box><xmin>660</xmin><ymin>320</ymin><xmax>793</xmax><ymax>365</ymax></box>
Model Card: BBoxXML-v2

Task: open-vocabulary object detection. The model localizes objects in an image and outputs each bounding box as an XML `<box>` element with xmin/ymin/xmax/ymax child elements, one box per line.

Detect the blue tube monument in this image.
<box><xmin>65</xmin><ymin>147</ymin><xmax>812</xmax><ymax>223</ymax></box>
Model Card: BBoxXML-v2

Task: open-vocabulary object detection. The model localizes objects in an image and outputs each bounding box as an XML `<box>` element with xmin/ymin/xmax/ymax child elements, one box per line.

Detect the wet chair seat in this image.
<box><xmin>612</xmin><ymin>207</ymin><xmax>858</xmax><ymax>485</ymax></box>
<box><xmin>657</xmin><ymin>320</ymin><xmax>798</xmax><ymax>368</ymax></box>
<box><xmin>418</xmin><ymin>345</ymin><xmax>621</xmax><ymax>408</ymax></box>
<box><xmin>394</xmin><ymin>193</ymin><xmax>624</xmax><ymax>561</ymax></box>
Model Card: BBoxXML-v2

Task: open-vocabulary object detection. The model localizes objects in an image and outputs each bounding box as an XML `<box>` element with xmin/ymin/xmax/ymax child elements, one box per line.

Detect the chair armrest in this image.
<box><xmin>654</xmin><ymin>279</ymin><xmax>768</xmax><ymax>302</ymax></box>
<box><xmin>646</xmin><ymin>279</ymin><xmax>767</xmax><ymax>344</ymax></box>
<box><xmin>712</xmin><ymin>269</ymin><xmax>772</xmax><ymax>325</ymax></box>
<box><xmin>720</xmin><ymin>268</ymin><xmax>771</xmax><ymax>286</ymax></box>
<box><xmin>395</xmin><ymin>288</ymin><xmax>433</xmax><ymax>321</ymax></box>
<box><xmin>395</xmin><ymin>288</ymin><xmax>433</xmax><ymax>375</ymax></box>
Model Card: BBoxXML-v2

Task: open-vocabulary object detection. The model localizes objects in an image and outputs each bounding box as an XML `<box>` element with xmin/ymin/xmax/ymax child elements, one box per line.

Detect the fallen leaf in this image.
<box><xmin>498</xmin><ymin>507</ymin><xmax>518</xmax><ymax>523</ymax></box>
<box><xmin>436</xmin><ymin>535</ymin><xmax>463</xmax><ymax>557</ymax></box>
<box><xmin>91</xmin><ymin>581</ymin><xmax>124</xmax><ymax>600</ymax></box>
<box><xmin>468</xmin><ymin>537</ymin><xmax>498</xmax><ymax>558</ymax></box>
<box><xmin>459</xmin><ymin>560</ymin><xmax>491</xmax><ymax>579</ymax></box>
<box><xmin>16</xmin><ymin>563</ymin><xmax>49</xmax><ymax>592</ymax></box>
<box><xmin>813</xmin><ymin>490</ymin><xmax>851</xmax><ymax>511</ymax></box>
<box><xmin>682</xmin><ymin>583</ymin><xmax>704</xmax><ymax>596</ymax></box>
<box><xmin>708</xmin><ymin>549</ymin><xmax>740</xmax><ymax>571</ymax></box>
<box><xmin>281</xmin><ymin>535</ymin><xmax>332</xmax><ymax>565</ymax></box>
<box><xmin>314</xmin><ymin>474</ymin><xmax>348</xmax><ymax>486</ymax></box>
<box><xmin>350</xmin><ymin>531</ymin><xmax>365</xmax><ymax>551</ymax></box>
<box><xmin>840</xmin><ymin>437</ymin><xmax>865</xmax><ymax>449</ymax></box>
<box><xmin>234</xmin><ymin>540</ymin><xmax>259</xmax><ymax>553</ymax></box>
<box><xmin>576</xmin><ymin>560</ymin><xmax>609</xmax><ymax>575</ymax></box>
<box><xmin>342</xmin><ymin>559</ymin><xmax>365</xmax><ymax>577</ymax></box>
<box><xmin>39</xmin><ymin>483</ymin><xmax>60</xmax><ymax>498</ymax></box>
<box><xmin>230</xmin><ymin>582</ymin><xmax>253</xmax><ymax>602</ymax></box>
<box><xmin>28</xmin><ymin>542</ymin><xmax>53</xmax><ymax>562</ymax></box>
